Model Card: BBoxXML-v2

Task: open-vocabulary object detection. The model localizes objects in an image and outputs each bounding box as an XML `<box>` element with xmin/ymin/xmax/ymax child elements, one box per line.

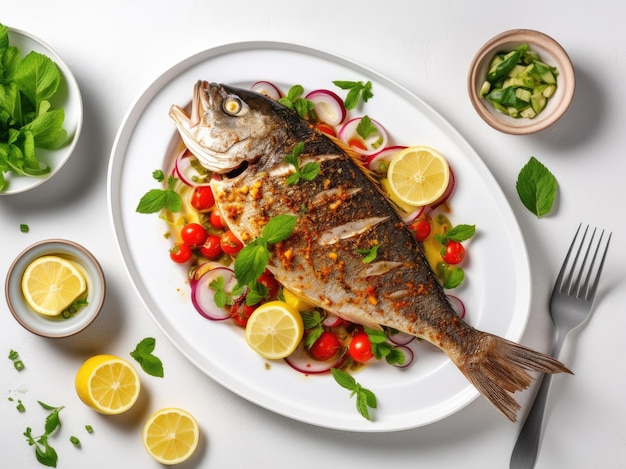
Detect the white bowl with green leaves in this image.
<box><xmin>0</xmin><ymin>25</ymin><xmax>83</xmax><ymax>195</ymax></box>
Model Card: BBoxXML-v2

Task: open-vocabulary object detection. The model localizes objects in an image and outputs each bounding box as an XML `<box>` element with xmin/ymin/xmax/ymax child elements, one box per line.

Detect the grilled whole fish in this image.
<box><xmin>169</xmin><ymin>80</ymin><xmax>570</xmax><ymax>421</ymax></box>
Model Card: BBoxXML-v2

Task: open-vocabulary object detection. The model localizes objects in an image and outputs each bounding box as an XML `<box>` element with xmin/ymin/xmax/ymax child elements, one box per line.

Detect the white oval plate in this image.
<box><xmin>1</xmin><ymin>27</ymin><xmax>83</xmax><ymax>195</ymax></box>
<box><xmin>107</xmin><ymin>42</ymin><xmax>530</xmax><ymax>432</ymax></box>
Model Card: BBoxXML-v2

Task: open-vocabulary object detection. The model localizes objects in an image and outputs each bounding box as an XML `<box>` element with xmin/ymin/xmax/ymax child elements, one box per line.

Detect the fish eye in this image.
<box><xmin>222</xmin><ymin>96</ymin><xmax>248</xmax><ymax>116</ymax></box>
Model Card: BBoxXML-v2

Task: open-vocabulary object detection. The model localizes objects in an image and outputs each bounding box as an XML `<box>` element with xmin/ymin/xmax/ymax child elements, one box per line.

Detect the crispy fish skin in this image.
<box><xmin>170</xmin><ymin>81</ymin><xmax>570</xmax><ymax>421</ymax></box>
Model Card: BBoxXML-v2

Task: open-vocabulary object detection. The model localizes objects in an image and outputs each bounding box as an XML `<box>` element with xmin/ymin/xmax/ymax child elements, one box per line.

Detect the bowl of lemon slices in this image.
<box><xmin>5</xmin><ymin>239</ymin><xmax>105</xmax><ymax>338</ymax></box>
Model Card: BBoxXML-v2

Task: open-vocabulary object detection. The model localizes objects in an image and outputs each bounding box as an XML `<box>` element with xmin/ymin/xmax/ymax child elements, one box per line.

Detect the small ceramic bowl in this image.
<box><xmin>1</xmin><ymin>27</ymin><xmax>83</xmax><ymax>195</ymax></box>
<box><xmin>468</xmin><ymin>29</ymin><xmax>575</xmax><ymax>135</ymax></box>
<box><xmin>5</xmin><ymin>239</ymin><xmax>105</xmax><ymax>338</ymax></box>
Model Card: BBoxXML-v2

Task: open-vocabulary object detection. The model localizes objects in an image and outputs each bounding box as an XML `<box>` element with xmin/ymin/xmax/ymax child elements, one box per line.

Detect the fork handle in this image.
<box><xmin>509</xmin><ymin>371</ymin><xmax>555</xmax><ymax>468</ymax></box>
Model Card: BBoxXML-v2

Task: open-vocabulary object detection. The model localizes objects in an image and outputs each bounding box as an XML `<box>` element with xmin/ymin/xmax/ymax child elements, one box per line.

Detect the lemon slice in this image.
<box><xmin>245</xmin><ymin>301</ymin><xmax>304</xmax><ymax>359</ymax></box>
<box><xmin>386</xmin><ymin>146</ymin><xmax>450</xmax><ymax>207</ymax></box>
<box><xmin>21</xmin><ymin>255</ymin><xmax>87</xmax><ymax>316</ymax></box>
<box><xmin>143</xmin><ymin>407</ymin><xmax>200</xmax><ymax>465</ymax></box>
<box><xmin>75</xmin><ymin>355</ymin><xmax>141</xmax><ymax>415</ymax></box>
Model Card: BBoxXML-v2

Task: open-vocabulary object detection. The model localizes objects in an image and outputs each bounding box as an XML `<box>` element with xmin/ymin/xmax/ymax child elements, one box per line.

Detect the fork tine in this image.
<box><xmin>568</xmin><ymin>225</ymin><xmax>593</xmax><ymax>297</ymax></box>
<box><xmin>584</xmin><ymin>230</ymin><xmax>612</xmax><ymax>301</ymax></box>
<box><xmin>554</xmin><ymin>223</ymin><xmax>582</xmax><ymax>293</ymax></box>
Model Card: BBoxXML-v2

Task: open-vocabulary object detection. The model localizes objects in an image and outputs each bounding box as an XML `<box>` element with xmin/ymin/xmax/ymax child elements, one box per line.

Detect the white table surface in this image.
<box><xmin>2</xmin><ymin>1</ymin><xmax>624</xmax><ymax>468</ymax></box>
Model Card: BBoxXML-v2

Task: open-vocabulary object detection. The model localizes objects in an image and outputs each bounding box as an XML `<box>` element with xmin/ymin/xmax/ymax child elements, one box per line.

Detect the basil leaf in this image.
<box><xmin>130</xmin><ymin>337</ymin><xmax>164</xmax><ymax>378</ymax></box>
<box><xmin>262</xmin><ymin>214</ymin><xmax>297</xmax><ymax>244</ymax></box>
<box><xmin>234</xmin><ymin>241</ymin><xmax>270</xmax><ymax>286</ymax></box>
<box><xmin>516</xmin><ymin>156</ymin><xmax>557</xmax><ymax>218</ymax></box>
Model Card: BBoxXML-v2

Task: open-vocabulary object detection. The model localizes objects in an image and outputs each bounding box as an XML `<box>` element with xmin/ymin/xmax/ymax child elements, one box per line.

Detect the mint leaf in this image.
<box><xmin>332</xmin><ymin>80</ymin><xmax>374</xmax><ymax>110</ymax></box>
<box><xmin>262</xmin><ymin>214</ymin><xmax>297</xmax><ymax>244</ymax></box>
<box><xmin>516</xmin><ymin>156</ymin><xmax>557</xmax><ymax>218</ymax></box>
<box><xmin>435</xmin><ymin>224</ymin><xmax>476</xmax><ymax>245</ymax></box>
<box><xmin>136</xmin><ymin>175</ymin><xmax>181</xmax><ymax>214</ymax></box>
<box><xmin>209</xmin><ymin>275</ymin><xmax>234</xmax><ymax>308</ymax></box>
<box><xmin>130</xmin><ymin>337</ymin><xmax>164</xmax><ymax>378</ymax></box>
<box><xmin>331</xmin><ymin>368</ymin><xmax>377</xmax><ymax>420</ymax></box>
<box><xmin>354</xmin><ymin>243</ymin><xmax>380</xmax><ymax>263</ymax></box>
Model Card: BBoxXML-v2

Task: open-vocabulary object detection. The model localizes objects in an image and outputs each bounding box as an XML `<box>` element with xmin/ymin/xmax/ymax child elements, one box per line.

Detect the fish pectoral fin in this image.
<box><xmin>454</xmin><ymin>332</ymin><xmax>571</xmax><ymax>422</ymax></box>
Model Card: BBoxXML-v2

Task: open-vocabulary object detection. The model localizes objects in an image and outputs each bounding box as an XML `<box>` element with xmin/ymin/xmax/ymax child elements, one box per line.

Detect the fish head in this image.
<box><xmin>169</xmin><ymin>81</ymin><xmax>295</xmax><ymax>174</ymax></box>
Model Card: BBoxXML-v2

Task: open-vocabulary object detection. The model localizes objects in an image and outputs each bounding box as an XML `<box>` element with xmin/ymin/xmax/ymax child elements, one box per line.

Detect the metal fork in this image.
<box><xmin>510</xmin><ymin>224</ymin><xmax>612</xmax><ymax>469</ymax></box>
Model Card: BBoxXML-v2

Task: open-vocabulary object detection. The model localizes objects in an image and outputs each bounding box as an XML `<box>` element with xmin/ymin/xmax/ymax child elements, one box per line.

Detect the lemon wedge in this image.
<box><xmin>143</xmin><ymin>407</ymin><xmax>200</xmax><ymax>465</ymax></box>
<box><xmin>386</xmin><ymin>146</ymin><xmax>450</xmax><ymax>207</ymax></box>
<box><xmin>21</xmin><ymin>255</ymin><xmax>87</xmax><ymax>316</ymax></box>
<box><xmin>75</xmin><ymin>355</ymin><xmax>141</xmax><ymax>415</ymax></box>
<box><xmin>245</xmin><ymin>301</ymin><xmax>304</xmax><ymax>359</ymax></box>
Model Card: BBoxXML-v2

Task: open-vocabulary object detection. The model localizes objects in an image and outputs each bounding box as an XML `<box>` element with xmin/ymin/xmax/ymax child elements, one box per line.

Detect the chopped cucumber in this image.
<box><xmin>480</xmin><ymin>43</ymin><xmax>559</xmax><ymax>119</ymax></box>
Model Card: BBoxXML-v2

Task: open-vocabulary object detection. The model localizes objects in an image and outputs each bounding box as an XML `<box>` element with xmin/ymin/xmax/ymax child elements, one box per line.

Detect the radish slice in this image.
<box><xmin>322</xmin><ymin>313</ymin><xmax>344</xmax><ymax>328</ymax></box>
<box><xmin>284</xmin><ymin>341</ymin><xmax>349</xmax><ymax>375</ymax></box>
<box><xmin>191</xmin><ymin>266</ymin><xmax>237</xmax><ymax>321</ymax></box>
<box><xmin>174</xmin><ymin>149</ymin><xmax>211</xmax><ymax>187</ymax></box>
<box><xmin>399</xmin><ymin>205</ymin><xmax>425</xmax><ymax>225</ymax></box>
<box><xmin>305</xmin><ymin>89</ymin><xmax>346</xmax><ymax>126</ymax></box>
<box><xmin>366</xmin><ymin>145</ymin><xmax>407</xmax><ymax>174</ymax></box>
<box><xmin>392</xmin><ymin>345</ymin><xmax>415</xmax><ymax>368</ymax></box>
<box><xmin>447</xmin><ymin>294</ymin><xmax>466</xmax><ymax>319</ymax></box>
<box><xmin>429</xmin><ymin>165</ymin><xmax>456</xmax><ymax>210</ymax></box>
<box><xmin>386</xmin><ymin>330</ymin><xmax>416</xmax><ymax>346</ymax></box>
<box><xmin>338</xmin><ymin>116</ymin><xmax>389</xmax><ymax>157</ymax></box>
<box><xmin>250</xmin><ymin>81</ymin><xmax>282</xmax><ymax>100</ymax></box>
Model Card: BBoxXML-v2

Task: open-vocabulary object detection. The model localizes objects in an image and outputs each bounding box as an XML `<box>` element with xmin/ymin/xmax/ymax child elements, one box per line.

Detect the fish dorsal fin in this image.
<box><xmin>320</xmin><ymin>131</ymin><xmax>410</xmax><ymax>216</ymax></box>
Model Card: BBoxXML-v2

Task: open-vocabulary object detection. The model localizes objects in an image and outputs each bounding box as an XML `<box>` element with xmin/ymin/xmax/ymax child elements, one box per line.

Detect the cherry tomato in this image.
<box><xmin>220</xmin><ymin>230</ymin><xmax>244</xmax><ymax>256</ymax></box>
<box><xmin>315</xmin><ymin>122</ymin><xmax>336</xmax><ymax>137</ymax></box>
<box><xmin>442</xmin><ymin>240</ymin><xmax>465</xmax><ymax>265</ymax></box>
<box><xmin>408</xmin><ymin>219</ymin><xmax>432</xmax><ymax>242</ymax></box>
<box><xmin>348</xmin><ymin>331</ymin><xmax>374</xmax><ymax>363</ymax></box>
<box><xmin>181</xmin><ymin>222</ymin><xmax>208</xmax><ymax>247</ymax></box>
<box><xmin>199</xmin><ymin>234</ymin><xmax>223</xmax><ymax>259</ymax></box>
<box><xmin>209</xmin><ymin>208</ymin><xmax>225</xmax><ymax>230</ymax></box>
<box><xmin>309</xmin><ymin>330</ymin><xmax>342</xmax><ymax>361</ymax></box>
<box><xmin>169</xmin><ymin>243</ymin><xmax>192</xmax><ymax>263</ymax></box>
<box><xmin>230</xmin><ymin>297</ymin><xmax>256</xmax><ymax>327</ymax></box>
<box><xmin>190</xmin><ymin>186</ymin><xmax>215</xmax><ymax>212</ymax></box>
<box><xmin>257</xmin><ymin>269</ymin><xmax>279</xmax><ymax>299</ymax></box>
<box><xmin>348</xmin><ymin>138</ymin><xmax>367</xmax><ymax>151</ymax></box>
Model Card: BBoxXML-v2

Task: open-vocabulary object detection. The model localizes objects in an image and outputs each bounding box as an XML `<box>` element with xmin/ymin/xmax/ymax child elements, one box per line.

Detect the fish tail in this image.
<box><xmin>455</xmin><ymin>332</ymin><xmax>572</xmax><ymax>421</ymax></box>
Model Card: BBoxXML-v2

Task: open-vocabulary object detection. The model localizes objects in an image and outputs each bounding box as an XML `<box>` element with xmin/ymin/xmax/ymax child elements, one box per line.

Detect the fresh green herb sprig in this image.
<box><xmin>439</xmin><ymin>265</ymin><xmax>465</xmax><ymax>290</ymax></box>
<box><xmin>364</xmin><ymin>327</ymin><xmax>405</xmax><ymax>366</ymax></box>
<box><xmin>516</xmin><ymin>156</ymin><xmax>557</xmax><ymax>217</ymax></box>
<box><xmin>0</xmin><ymin>24</ymin><xmax>68</xmax><ymax>192</ymax></box>
<box><xmin>20</xmin><ymin>223</ymin><xmax>29</xmax><ymax>233</ymax></box>
<box><xmin>130</xmin><ymin>337</ymin><xmax>164</xmax><ymax>378</ymax></box>
<box><xmin>332</xmin><ymin>80</ymin><xmax>374</xmax><ymax>110</ymax></box>
<box><xmin>331</xmin><ymin>368</ymin><xmax>377</xmax><ymax>421</ymax></box>
<box><xmin>234</xmin><ymin>215</ymin><xmax>297</xmax><ymax>289</ymax></box>
<box><xmin>284</xmin><ymin>142</ymin><xmax>320</xmax><ymax>185</ymax></box>
<box><xmin>209</xmin><ymin>275</ymin><xmax>234</xmax><ymax>308</ymax></box>
<box><xmin>136</xmin><ymin>173</ymin><xmax>182</xmax><ymax>214</ymax></box>
<box><xmin>301</xmin><ymin>310</ymin><xmax>326</xmax><ymax>348</ymax></box>
<box><xmin>355</xmin><ymin>115</ymin><xmax>378</xmax><ymax>140</ymax></box>
<box><xmin>354</xmin><ymin>243</ymin><xmax>381</xmax><ymax>264</ymax></box>
<box><xmin>278</xmin><ymin>85</ymin><xmax>314</xmax><ymax>119</ymax></box>
<box><xmin>24</xmin><ymin>401</ymin><xmax>65</xmax><ymax>468</ymax></box>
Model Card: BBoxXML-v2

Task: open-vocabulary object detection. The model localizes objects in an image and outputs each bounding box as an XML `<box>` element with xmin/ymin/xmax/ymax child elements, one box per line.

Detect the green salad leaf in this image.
<box><xmin>0</xmin><ymin>23</ymin><xmax>68</xmax><ymax>192</ymax></box>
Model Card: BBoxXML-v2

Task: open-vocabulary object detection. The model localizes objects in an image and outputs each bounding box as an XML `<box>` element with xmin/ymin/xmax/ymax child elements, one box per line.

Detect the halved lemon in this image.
<box><xmin>142</xmin><ymin>407</ymin><xmax>200</xmax><ymax>465</ymax></box>
<box><xmin>75</xmin><ymin>355</ymin><xmax>141</xmax><ymax>415</ymax></box>
<box><xmin>21</xmin><ymin>255</ymin><xmax>87</xmax><ymax>316</ymax></box>
<box><xmin>386</xmin><ymin>146</ymin><xmax>450</xmax><ymax>207</ymax></box>
<box><xmin>245</xmin><ymin>301</ymin><xmax>304</xmax><ymax>359</ymax></box>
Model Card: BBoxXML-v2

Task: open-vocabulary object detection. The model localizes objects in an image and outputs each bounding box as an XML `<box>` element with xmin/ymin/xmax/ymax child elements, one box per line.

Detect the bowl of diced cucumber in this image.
<box><xmin>468</xmin><ymin>29</ymin><xmax>575</xmax><ymax>135</ymax></box>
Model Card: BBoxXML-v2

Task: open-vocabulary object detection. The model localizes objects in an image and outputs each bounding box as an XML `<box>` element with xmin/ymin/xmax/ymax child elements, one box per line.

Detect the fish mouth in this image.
<box><xmin>169</xmin><ymin>80</ymin><xmax>249</xmax><ymax>173</ymax></box>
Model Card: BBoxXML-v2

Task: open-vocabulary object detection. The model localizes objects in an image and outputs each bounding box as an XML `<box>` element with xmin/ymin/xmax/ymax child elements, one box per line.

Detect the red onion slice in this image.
<box><xmin>386</xmin><ymin>330</ymin><xmax>416</xmax><ymax>346</ymax></box>
<box><xmin>447</xmin><ymin>294</ymin><xmax>466</xmax><ymax>319</ymax></box>
<box><xmin>338</xmin><ymin>117</ymin><xmax>389</xmax><ymax>157</ymax></box>
<box><xmin>366</xmin><ymin>145</ymin><xmax>407</xmax><ymax>173</ymax></box>
<box><xmin>191</xmin><ymin>266</ymin><xmax>237</xmax><ymax>321</ymax></box>
<box><xmin>174</xmin><ymin>149</ymin><xmax>211</xmax><ymax>187</ymax></box>
<box><xmin>322</xmin><ymin>313</ymin><xmax>344</xmax><ymax>328</ymax></box>
<box><xmin>284</xmin><ymin>341</ymin><xmax>349</xmax><ymax>375</ymax></box>
<box><xmin>305</xmin><ymin>89</ymin><xmax>346</xmax><ymax>126</ymax></box>
<box><xmin>429</xmin><ymin>165</ymin><xmax>456</xmax><ymax>210</ymax></box>
<box><xmin>250</xmin><ymin>81</ymin><xmax>282</xmax><ymax>100</ymax></box>
<box><xmin>391</xmin><ymin>345</ymin><xmax>415</xmax><ymax>368</ymax></box>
